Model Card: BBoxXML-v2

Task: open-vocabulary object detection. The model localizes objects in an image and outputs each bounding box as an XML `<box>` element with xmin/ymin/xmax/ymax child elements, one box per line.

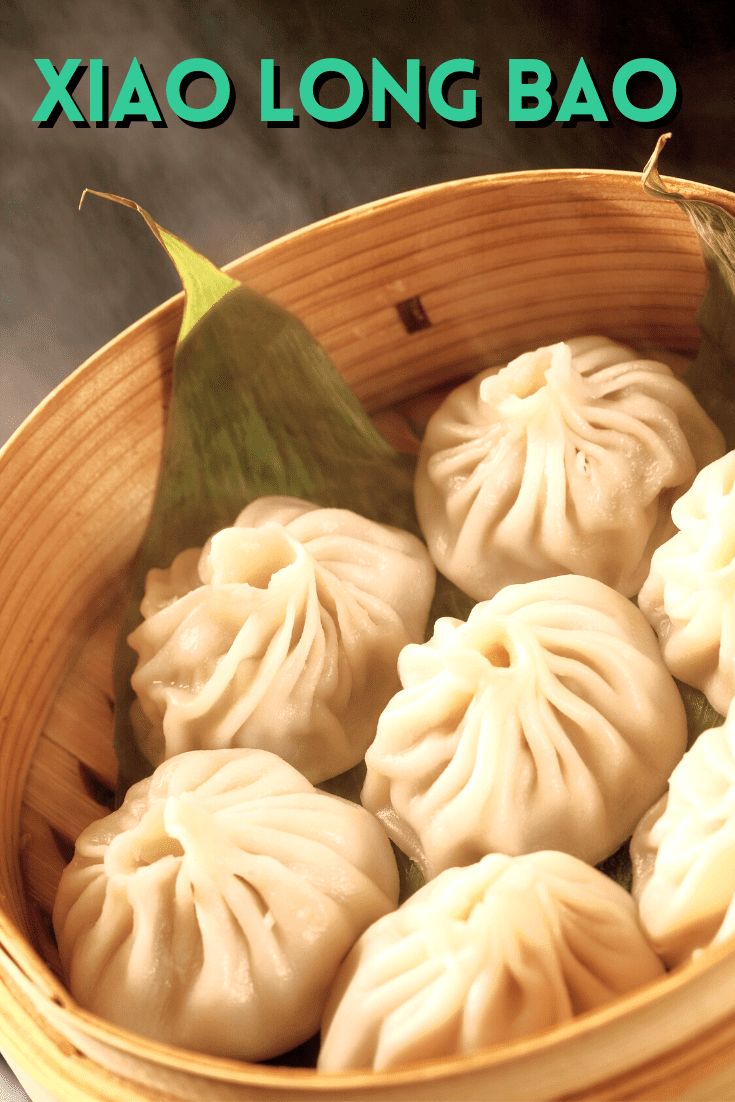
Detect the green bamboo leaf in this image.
<box><xmin>82</xmin><ymin>194</ymin><xmax>472</xmax><ymax>801</ymax></box>
<box><xmin>675</xmin><ymin>679</ymin><xmax>725</xmax><ymax>749</ymax></box>
<box><xmin>596</xmin><ymin>839</ymin><xmax>632</xmax><ymax>894</ymax></box>
<box><xmin>79</xmin><ymin>190</ymin><xmax>239</xmax><ymax>341</ymax></box>
<box><xmin>642</xmin><ymin>133</ymin><xmax>735</xmax><ymax>448</ymax></box>
<box><xmin>391</xmin><ymin>842</ymin><xmax>426</xmax><ymax>905</ymax></box>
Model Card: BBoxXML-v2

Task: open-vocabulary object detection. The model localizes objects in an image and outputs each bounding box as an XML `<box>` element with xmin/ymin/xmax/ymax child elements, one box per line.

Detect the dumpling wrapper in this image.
<box><xmin>362</xmin><ymin>574</ymin><xmax>687</xmax><ymax>875</ymax></box>
<box><xmin>639</xmin><ymin>449</ymin><xmax>735</xmax><ymax>716</ymax></box>
<box><xmin>415</xmin><ymin>336</ymin><xmax>725</xmax><ymax>601</ymax></box>
<box><xmin>128</xmin><ymin>496</ymin><xmax>435</xmax><ymax>782</ymax></box>
<box><xmin>631</xmin><ymin>700</ymin><xmax>735</xmax><ymax>968</ymax></box>
<box><xmin>318</xmin><ymin>851</ymin><xmax>664</xmax><ymax>1072</ymax></box>
<box><xmin>52</xmin><ymin>748</ymin><xmax>400</xmax><ymax>1061</ymax></box>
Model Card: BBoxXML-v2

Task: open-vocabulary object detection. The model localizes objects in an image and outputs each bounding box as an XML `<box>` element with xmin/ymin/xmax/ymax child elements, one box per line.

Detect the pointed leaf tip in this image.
<box><xmin>79</xmin><ymin>188</ymin><xmax>239</xmax><ymax>343</ymax></box>
<box><xmin>642</xmin><ymin>132</ymin><xmax>673</xmax><ymax>194</ymax></box>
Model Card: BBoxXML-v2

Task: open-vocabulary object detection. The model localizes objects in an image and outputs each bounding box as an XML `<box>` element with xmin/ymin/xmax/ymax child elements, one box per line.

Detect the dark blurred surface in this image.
<box><xmin>1</xmin><ymin>1</ymin><xmax>735</xmax><ymax>1093</ymax></box>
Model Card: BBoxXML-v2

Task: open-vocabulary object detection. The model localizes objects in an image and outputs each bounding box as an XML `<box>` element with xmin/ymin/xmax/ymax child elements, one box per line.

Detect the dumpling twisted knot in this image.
<box><xmin>318</xmin><ymin>851</ymin><xmax>664</xmax><ymax>1071</ymax></box>
<box><xmin>639</xmin><ymin>449</ymin><xmax>735</xmax><ymax>716</ymax></box>
<box><xmin>415</xmin><ymin>336</ymin><xmax>725</xmax><ymax>600</ymax></box>
<box><xmin>128</xmin><ymin>496</ymin><xmax>435</xmax><ymax>782</ymax></box>
<box><xmin>632</xmin><ymin>699</ymin><xmax>735</xmax><ymax>967</ymax></box>
<box><xmin>362</xmin><ymin>573</ymin><xmax>687</xmax><ymax>874</ymax></box>
<box><xmin>52</xmin><ymin>748</ymin><xmax>399</xmax><ymax>1061</ymax></box>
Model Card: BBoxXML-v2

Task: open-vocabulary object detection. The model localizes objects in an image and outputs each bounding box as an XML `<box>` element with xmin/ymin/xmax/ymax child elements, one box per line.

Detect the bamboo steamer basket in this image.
<box><xmin>3</xmin><ymin>167</ymin><xmax>735</xmax><ymax>1102</ymax></box>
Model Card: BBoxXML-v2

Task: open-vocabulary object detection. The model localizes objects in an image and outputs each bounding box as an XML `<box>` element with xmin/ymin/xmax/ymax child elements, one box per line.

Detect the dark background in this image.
<box><xmin>1</xmin><ymin>0</ymin><xmax>735</xmax><ymax>1094</ymax></box>
<box><xmin>3</xmin><ymin>0</ymin><xmax>735</xmax><ymax>444</ymax></box>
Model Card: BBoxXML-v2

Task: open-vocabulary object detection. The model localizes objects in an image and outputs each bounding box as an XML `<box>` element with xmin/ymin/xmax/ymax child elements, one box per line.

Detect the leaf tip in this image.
<box><xmin>642</xmin><ymin>133</ymin><xmax>673</xmax><ymax>194</ymax></box>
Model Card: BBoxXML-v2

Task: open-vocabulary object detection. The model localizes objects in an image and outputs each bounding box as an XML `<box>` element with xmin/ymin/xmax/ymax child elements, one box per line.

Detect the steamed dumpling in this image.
<box><xmin>362</xmin><ymin>574</ymin><xmax>687</xmax><ymax>875</ymax></box>
<box><xmin>415</xmin><ymin>336</ymin><xmax>725</xmax><ymax>601</ymax></box>
<box><xmin>631</xmin><ymin>701</ymin><xmax>735</xmax><ymax>968</ymax></box>
<box><xmin>128</xmin><ymin>496</ymin><xmax>435</xmax><ymax>782</ymax></box>
<box><xmin>52</xmin><ymin>748</ymin><xmax>400</xmax><ymax>1061</ymax></box>
<box><xmin>318</xmin><ymin>851</ymin><xmax>664</xmax><ymax>1071</ymax></box>
<box><xmin>638</xmin><ymin>450</ymin><xmax>735</xmax><ymax>716</ymax></box>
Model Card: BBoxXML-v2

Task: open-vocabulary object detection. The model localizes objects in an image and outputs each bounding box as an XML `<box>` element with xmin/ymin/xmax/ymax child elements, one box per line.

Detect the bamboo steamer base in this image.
<box><xmin>14</xmin><ymin>523</ymin><xmax>735</xmax><ymax>1102</ymax></box>
<box><xmin>4</xmin><ymin>169</ymin><xmax>735</xmax><ymax>1101</ymax></box>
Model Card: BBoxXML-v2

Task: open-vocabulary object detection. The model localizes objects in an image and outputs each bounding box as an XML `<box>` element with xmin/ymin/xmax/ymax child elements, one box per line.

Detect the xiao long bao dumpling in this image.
<box><xmin>318</xmin><ymin>851</ymin><xmax>665</xmax><ymax>1072</ymax></box>
<box><xmin>52</xmin><ymin>748</ymin><xmax>400</xmax><ymax>1061</ymax></box>
<box><xmin>631</xmin><ymin>701</ymin><xmax>735</xmax><ymax>968</ymax></box>
<box><xmin>128</xmin><ymin>496</ymin><xmax>435</xmax><ymax>783</ymax></box>
<box><xmin>362</xmin><ymin>574</ymin><xmax>687</xmax><ymax>876</ymax></box>
<box><xmin>638</xmin><ymin>450</ymin><xmax>735</xmax><ymax>716</ymax></box>
<box><xmin>415</xmin><ymin>335</ymin><xmax>725</xmax><ymax>601</ymax></box>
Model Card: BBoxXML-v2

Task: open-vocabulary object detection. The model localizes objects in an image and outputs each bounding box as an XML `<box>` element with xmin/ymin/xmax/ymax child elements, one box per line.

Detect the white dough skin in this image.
<box><xmin>631</xmin><ymin>700</ymin><xmax>735</xmax><ymax>968</ymax></box>
<box><xmin>318</xmin><ymin>851</ymin><xmax>664</xmax><ymax>1072</ymax></box>
<box><xmin>415</xmin><ymin>336</ymin><xmax>725</xmax><ymax>601</ymax></box>
<box><xmin>362</xmin><ymin>574</ymin><xmax>687</xmax><ymax>876</ymax></box>
<box><xmin>638</xmin><ymin>450</ymin><xmax>735</xmax><ymax>717</ymax></box>
<box><xmin>128</xmin><ymin>496</ymin><xmax>435</xmax><ymax>783</ymax></box>
<box><xmin>52</xmin><ymin>748</ymin><xmax>400</xmax><ymax>1062</ymax></box>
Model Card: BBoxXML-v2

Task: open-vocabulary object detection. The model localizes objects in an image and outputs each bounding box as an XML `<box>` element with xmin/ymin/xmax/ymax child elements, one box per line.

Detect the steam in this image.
<box><xmin>2</xmin><ymin>0</ymin><xmax>732</xmax><ymax>442</ymax></box>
